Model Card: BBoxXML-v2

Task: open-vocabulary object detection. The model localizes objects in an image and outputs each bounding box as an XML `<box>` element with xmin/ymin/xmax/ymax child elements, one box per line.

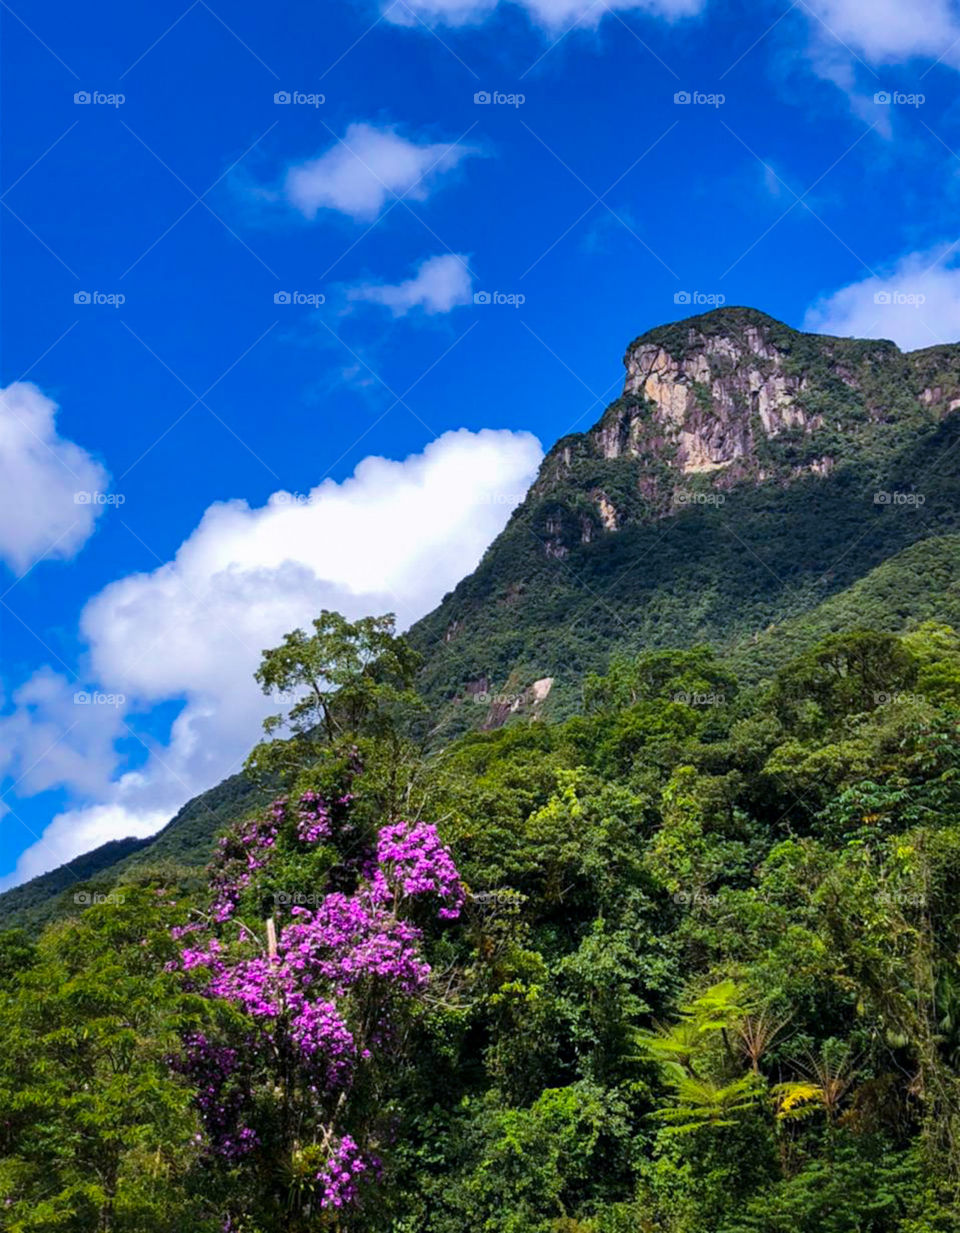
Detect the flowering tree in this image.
<box><xmin>171</xmin><ymin>785</ymin><xmax>464</xmax><ymax>1230</ymax></box>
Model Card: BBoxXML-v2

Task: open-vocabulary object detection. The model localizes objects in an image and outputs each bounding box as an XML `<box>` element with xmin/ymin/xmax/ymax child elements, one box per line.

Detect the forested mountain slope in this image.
<box><xmin>410</xmin><ymin>306</ymin><xmax>960</xmax><ymax>734</ymax></box>
<box><xmin>0</xmin><ymin>772</ymin><xmax>264</xmax><ymax>931</ymax></box>
<box><xmin>5</xmin><ymin>305</ymin><xmax>960</xmax><ymax>928</ymax></box>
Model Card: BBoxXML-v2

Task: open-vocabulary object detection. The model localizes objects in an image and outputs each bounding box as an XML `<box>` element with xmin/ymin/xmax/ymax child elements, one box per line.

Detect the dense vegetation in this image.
<box><xmin>5</xmin><ymin>609</ymin><xmax>960</xmax><ymax>1231</ymax></box>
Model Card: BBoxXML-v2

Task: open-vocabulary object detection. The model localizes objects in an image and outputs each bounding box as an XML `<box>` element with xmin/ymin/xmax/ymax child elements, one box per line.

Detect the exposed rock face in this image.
<box><xmin>601</xmin><ymin>322</ymin><xmax>818</xmax><ymax>475</ymax></box>
<box><xmin>592</xmin><ymin>490</ymin><xmax>619</xmax><ymax>530</ymax></box>
<box><xmin>480</xmin><ymin>676</ymin><xmax>554</xmax><ymax>729</ymax></box>
<box><xmin>528</xmin><ymin>677</ymin><xmax>554</xmax><ymax>704</ymax></box>
<box><xmin>544</xmin><ymin>515</ymin><xmax>568</xmax><ymax>559</ymax></box>
<box><xmin>515</xmin><ymin>307</ymin><xmax>960</xmax><ymax>569</ymax></box>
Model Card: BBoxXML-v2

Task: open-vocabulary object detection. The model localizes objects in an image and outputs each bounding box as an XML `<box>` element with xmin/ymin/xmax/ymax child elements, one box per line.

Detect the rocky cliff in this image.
<box><xmin>528</xmin><ymin>306</ymin><xmax>960</xmax><ymax>556</ymax></box>
<box><xmin>614</xmin><ymin>326</ymin><xmax>820</xmax><ymax>473</ymax></box>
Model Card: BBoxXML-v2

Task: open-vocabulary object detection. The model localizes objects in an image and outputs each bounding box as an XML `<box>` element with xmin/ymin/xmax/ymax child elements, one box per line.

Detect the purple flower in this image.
<box><xmin>171</xmin><ymin>795</ymin><xmax>463</xmax><ymax>1213</ymax></box>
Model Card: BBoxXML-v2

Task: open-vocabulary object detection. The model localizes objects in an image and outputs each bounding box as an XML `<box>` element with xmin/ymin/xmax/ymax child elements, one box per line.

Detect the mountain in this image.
<box><xmin>0</xmin><ymin>771</ymin><xmax>265</xmax><ymax>932</ymax></box>
<box><xmin>0</xmin><ymin>836</ymin><xmax>154</xmax><ymax>933</ymax></box>
<box><xmin>408</xmin><ymin>306</ymin><xmax>960</xmax><ymax>734</ymax></box>
<box><xmin>4</xmin><ymin>305</ymin><xmax>960</xmax><ymax>928</ymax></box>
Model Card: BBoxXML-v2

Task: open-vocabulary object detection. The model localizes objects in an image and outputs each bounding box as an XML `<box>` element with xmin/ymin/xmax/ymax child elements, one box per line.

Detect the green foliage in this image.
<box><xmin>260</xmin><ymin>609</ymin><xmax>422</xmax><ymax>736</ymax></box>
<box><xmin>0</xmin><ymin>888</ymin><xmax>215</xmax><ymax>1231</ymax></box>
<box><xmin>11</xmin><ymin>306</ymin><xmax>960</xmax><ymax>1225</ymax></box>
<box><xmin>6</xmin><ymin>611</ymin><xmax>960</xmax><ymax>1229</ymax></box>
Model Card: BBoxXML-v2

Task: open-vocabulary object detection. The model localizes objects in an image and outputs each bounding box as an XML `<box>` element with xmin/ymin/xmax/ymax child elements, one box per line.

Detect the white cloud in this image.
<box><xmin>803</xmin><ymin>247</ymin><xmax>960</xmax><ymax>350</ymax></box>
<box><xmin>0</xmin><ymin>383</ymin><xmax>109</xmax><ymax>573</ymax></box>
<box><xmin>1</xmin><ymin>428</ymin><xmax>543</xmax><ymax>887</ymax></box>
<box><xmin>790</xmin><ymin>0</ymin><xmax>960</xmax><ymax>120</ymax></box>
<box><xmin>383</xmin><ymin>0</ymin><xmax>704</xmax><ymax>27</ymax></box>
<box><xmin>7</xmin><ymin>803</ymin><xmax>170</xmax><ymax>888</ymax></box>
<box><xmin>283</xmin><ymin>123</ymin><xmax>478</xmax><ymax>221</ymax></box>
<box><xmin>800</xmin><ymin>0</ymin><xmax>960</xmax><ymax>67</ymax></box>
<box><xmin>348</xmin><ymin>253</ymin><xmax>474</xmax><ymax>315</ymax></box>
<box><xmin>381</xmin><ymin>0</ymin><xmax>960</xmax><ymax>101</ymax></box>
<box><xmin>0</xmin><ymin>669</ymin><xmax>127</xmax><ymax>800</ymax></box>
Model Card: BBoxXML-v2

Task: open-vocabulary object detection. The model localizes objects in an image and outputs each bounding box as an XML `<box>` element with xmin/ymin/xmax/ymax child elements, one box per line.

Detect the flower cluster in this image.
<box><xmin>172</xmin><ymin>1032</ymin><xmax>258</xmax><ymax>1161</ymax></box>
<box><xmin>374</xmin><ymin>820</ymin><xmax>466</xmax><ymax>919</ymax></box>
<box><xmin>281</xmin><ymin>896</ymin><xmax>430</xmax><ymax>998</ymax></box>
<box><xmin>297</xmin><ymin>788</ymin><xmax>355</xmax><ymax>844</ymax></box>
<box><xmin>208</xmin><ymin>811</ymin><xmax>280</xmax><ymax>923</ymax></box>
<box><xmin>315</xmin><ymin>1134</ymin><xmax>379</xmax><ymax>1209</ymax></box>
<box><xmin>297</xmin><ymin>790</ymin><xmax>332</xmax><ymax>844</ymax></box>
<box><xmin>173</xmin><ymin>792</ymin><xmax>463</xmax><ymax>1213</ymax></box>
<box><xmin>178</xmin><ymin>939</ymin><xmax>358</xmax><ymax>1090</ymax></box>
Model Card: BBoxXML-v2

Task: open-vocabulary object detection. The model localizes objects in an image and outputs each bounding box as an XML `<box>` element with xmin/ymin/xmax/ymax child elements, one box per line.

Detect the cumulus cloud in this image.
<box><xmin>788</xmin><ymin>0</ymin><xmax>960</xmax><ymax>119</ymax></box>
<box><xmin>382</xmin><ymin>0</ymin><xmax>960</xmax><ymax>97</ymax></box>
<box><xmin>1</xmin><ymin>428</ymin><xmax>543</xmax><ymax>887</ymax></box>
<box><xmin>803</xmin><ymin>248</ymin><xmax>960</xmax><ymax>350</ymax></box>
<box><xmin>348</xmin><ymin>254</ymin><xmax>474</xmax><ymax>316</ymax></box>
<box><xmin>383</xmin><ymin>0</ymin><xmax>704</xmax><ymax>27</ymax></box>
<box><xmin>0</xmin><ymin>669</ymin><xmax>127</xmax><ymax>801</ymax></box>
<box><xmin>283</xmin><ymin>123</ymin><xmax>478</xmax><ymax>221</ymax></box>
<box><xmin>0</xmin><ymin>383</ymin><xmax>109</xmax><ymax>573</ymax></box>
<box><xmin>379</xmin><ymin>0</ymin><xmax>960</xmax><ymax>94</ymax></box>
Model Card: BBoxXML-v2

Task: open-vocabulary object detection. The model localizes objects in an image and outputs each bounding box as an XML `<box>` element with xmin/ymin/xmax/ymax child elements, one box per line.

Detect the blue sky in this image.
<box><xmin>3</xmin><ymin>0</ymin><xmax>960</xmax><ymax>886</ymax></box>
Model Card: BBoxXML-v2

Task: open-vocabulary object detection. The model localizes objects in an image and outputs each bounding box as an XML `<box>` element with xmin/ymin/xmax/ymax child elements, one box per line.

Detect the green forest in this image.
<box><xmin>4</xmin><ymin>609</ymin><xmax>960</xmax><ymax>1231</ymax></box>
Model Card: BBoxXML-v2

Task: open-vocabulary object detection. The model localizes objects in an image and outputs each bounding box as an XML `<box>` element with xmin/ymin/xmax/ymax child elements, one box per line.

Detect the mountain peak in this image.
<box><xmin>625</xmin><ymin>305</ymin><xmax>794</xmax><ymax>361</ymax></box>
<box><xmin>605</xmin><ymin>307</ymin><xmax>831</xmax><ymax>479</ymax></box>
<box><xmin>525</xmin><ymin>306</ymin><xmax>960</xmax><ymax>563</ymax></box>
<box><xmin>589</xmin><ymin>305</ymin><xmax>937</xmax><ymax>480</ymax></box>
